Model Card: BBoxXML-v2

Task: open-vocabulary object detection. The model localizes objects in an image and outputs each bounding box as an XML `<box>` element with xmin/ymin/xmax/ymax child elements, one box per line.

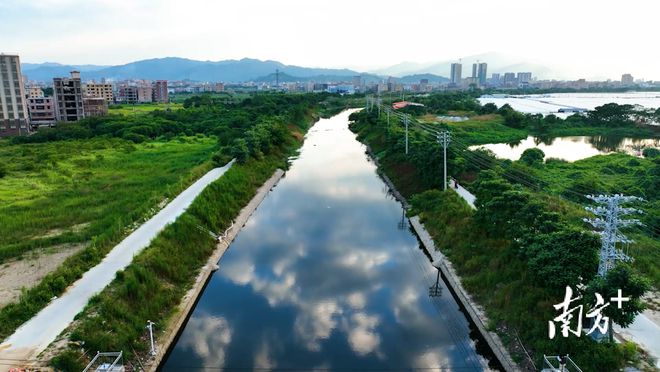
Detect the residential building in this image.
<box><xmin>152</xmin><ymin>80</ymin><xmax>168</xmax><ymax>103</ymax></box>
<box><xmin>83</xmin><ymin>97</ymin><xmax>108</xmax><ymax>117</ymax></box>
<box><xmin>28</xmin><ymin>86</ymin><xmax>44</xmax><ymax>98</ymax></box>
<box><xmin>213</xmin><ymin>82</ymin><xmax>225</xmax><ymax>92</ymax></box>
<box><xmin>477</xmin><ymin>63</ymin><xmax>488</xmax><ymax>86</ymax></box>
<box><xmin>83</xmin><ymin>83</ymin><xmax>114</xmax><ymax>104</ymax></box>
<box><xmin>450</xmin><ymin>63</ymin><xmax>462</xmax><ymax>86</ymax></box>
<box><xmin>137</xmin><ymin>84</ymin><xmax>153</xmax><ymax>103</ymax></box>
<box><xmin>621</xmin><ymin>74</ymin><xmax>634</xmax><ymax>86</ymax></box>
<box><xmin>472</xmin><ymin>63</ymin><xmax>478</xmax><ymax>78</ymax></box>
<box><xmin>0</xmin><ymin>54</ymin><xmax>30</xmax><ymax>136</ymax></box>
<box><xmin>53</xmin><ymin>71</ymin><xmax>84</xmax><ymax>122</ymax></box>
<box><xmin>28</xmin><ymin>96</ymin><xmax>55</xmax><ymax>126</ymax></box>
<box><xmin>116</xmin><ymin>85</ymin><xmax>138</xmax><ymax>104</ymax></box>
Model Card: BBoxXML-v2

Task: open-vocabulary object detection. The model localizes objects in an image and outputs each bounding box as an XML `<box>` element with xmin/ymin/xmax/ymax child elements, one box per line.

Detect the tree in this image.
<box><xmin>480</xmin><ymin>102</ymin><xmax>498</xmax><ymax>114</ymax></box>
<box><xmin>230</xmin><ymin>138</ymin><xmax>250</xmax><ymax>163</ymax></box>
<box><xmin>0</xmin><ymin>164</ymin><xmax>6</xmax><ymax>179</ymax></box>
<box><xmin>519</xmin><ymin>148</ymin><xmax>545</xmax><ymax>166</ymax></box>
<box><xmin>586</xmin><ymin>265</ymin><xmax>650</xmax><ymax>342</ymax></box>
<box><xmin>523</xmin><ymin>229</ymin><xmax>599</xmax><ymax>290</ymax></box>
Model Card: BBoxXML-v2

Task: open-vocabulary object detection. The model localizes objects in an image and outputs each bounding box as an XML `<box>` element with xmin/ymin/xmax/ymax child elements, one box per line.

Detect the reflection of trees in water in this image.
<box><xmin>588</xmin><ymin>135</ymin><xmax>626</xmax><ymax>152</ymax></box>
<box><xmin>507</xmin><ymin>139</ymin><xmax>523</xmax><ymax>148</ymax></box>
<box><xmin>534</xmin><ymin>136</ymin><xmax>555</xmax><ymax>146</ymax></box>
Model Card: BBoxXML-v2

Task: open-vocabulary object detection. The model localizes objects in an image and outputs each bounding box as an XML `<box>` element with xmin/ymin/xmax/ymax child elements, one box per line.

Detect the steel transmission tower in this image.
<box><xmin>437</xmin><ymin>131</ymin><xmax>451</xmax><ymax>190</ymax></box>
<box><xmin>584</xmin><ymin>194</ymin><xmax>643</xmax><ymax>277</ymax></box>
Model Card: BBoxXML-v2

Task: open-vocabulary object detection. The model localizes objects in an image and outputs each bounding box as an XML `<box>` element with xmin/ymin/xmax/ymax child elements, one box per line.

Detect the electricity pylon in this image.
<box><xmin>583</xmin><ymin>194</ymin><xmax>643</xmax><ymax>277</ymax></box>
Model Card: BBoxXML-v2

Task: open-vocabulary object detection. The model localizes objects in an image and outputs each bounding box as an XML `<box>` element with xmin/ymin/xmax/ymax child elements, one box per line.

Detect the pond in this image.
<box><xmin>470</xmin><ymin>135</ymin><xmax>659</xmax><ymax>162</ymax></box>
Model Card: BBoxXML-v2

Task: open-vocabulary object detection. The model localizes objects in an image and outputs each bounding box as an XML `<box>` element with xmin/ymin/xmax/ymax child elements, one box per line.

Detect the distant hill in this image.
<box><xmin>21</xmin><ymin>57</ymin><xmax>367</xmax><ymax>83</ymax></box>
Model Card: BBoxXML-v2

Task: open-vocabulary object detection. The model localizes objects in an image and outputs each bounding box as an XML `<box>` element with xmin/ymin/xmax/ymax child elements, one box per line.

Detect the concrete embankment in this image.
<box><xmin>361</xmin><ymin>145</ymin><xmax>520</xmax><ymax>372</ymax></box>
<box><xmin>146</xmin><ymin>169</ymin><xmax>286</xmax><ymax>371</ymax></box>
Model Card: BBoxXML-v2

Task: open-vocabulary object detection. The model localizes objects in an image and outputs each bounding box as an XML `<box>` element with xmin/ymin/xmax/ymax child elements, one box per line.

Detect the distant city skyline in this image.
<box><xmin>2</xmin><ymin>0</ymin><xmax>659</xmax><ymax>80</ymax></box>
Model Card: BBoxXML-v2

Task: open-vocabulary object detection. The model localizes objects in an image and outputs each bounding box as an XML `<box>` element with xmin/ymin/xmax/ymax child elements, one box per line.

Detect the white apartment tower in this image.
<box><xmin>0</xmin><ymin>54</ymin><xmax>30</xmax><ymax>136</ymax></box>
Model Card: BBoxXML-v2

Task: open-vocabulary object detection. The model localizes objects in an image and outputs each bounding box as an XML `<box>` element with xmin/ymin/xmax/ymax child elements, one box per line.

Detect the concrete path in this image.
<box><xmin>614</xmin><ymin>311</ymin><xmax>660</xmax><ymax>368</ymax></box>
<box><xmin>0</xmin><ymin>160</ymin><xmax>235</xmax><ymax>366</ymax></box>
<box><xmin>450</xmin><ymin>178</ymin><xmax>476</xmax><ymax>209</ymax></box>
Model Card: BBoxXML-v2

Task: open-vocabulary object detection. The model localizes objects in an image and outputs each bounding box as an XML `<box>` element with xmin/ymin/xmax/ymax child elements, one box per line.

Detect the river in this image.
<box><xmin>161</xmin><ymin>110</ymin><xmax>492</xmax><ymax>371</ymax></box>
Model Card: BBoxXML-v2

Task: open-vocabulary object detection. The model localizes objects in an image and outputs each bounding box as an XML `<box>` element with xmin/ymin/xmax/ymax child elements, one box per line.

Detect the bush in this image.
<box><xmin>0</xmin><ymin>164</ymin><xmax>7</xmax><ymax>178</ymax></box>
<box><xmin>642</xmin><ymin>147</ymin><xmax>660</xmax><ymax>158</ymax></box>
<box><xmin>519</xmin><ymin>148</ymin><xmax>545</xmax><ymax>166</ymax></box>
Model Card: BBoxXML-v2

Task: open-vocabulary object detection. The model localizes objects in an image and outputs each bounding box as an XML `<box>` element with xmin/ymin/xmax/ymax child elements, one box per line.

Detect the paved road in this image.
<box><xmin>0</xmin><ymin>160</ymin><xmax>234</xmax><ymax>366</ymax></box>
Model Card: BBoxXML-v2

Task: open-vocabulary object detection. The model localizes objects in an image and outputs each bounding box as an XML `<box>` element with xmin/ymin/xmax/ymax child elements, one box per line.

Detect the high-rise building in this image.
<box><xmin>0</xmin><ymin>54</ymin><xmax>30</xmax><ymax>137</ymax></box>
<box><xmin>450</xmin><ymin>63</ymin><xmax>462</xmax><ymax>86</ymax></box>
<box><xmin>503</xmin><ymin>72</ymin><xmax>517</xmax><ymax>86</ymax></box>
<box><xmin>53</xmin><ymin>71</ymin><xmax>84</xmax><ymax>122</ymax></box>
<box><xmin>152</xmin><ymin>80</ymin><xmax>168</xmax><ymax>103</ymax></box>
<box><xmin>137</xmin><ymin>84</ymin><xmax>153</xmax><ymax>103</ymax></box>
<box><xmin>621</xmin><ymin>74</ymin><xmax>634</xmax><ymax>86</ymax></box>
<box><xmin>28</xmin><ymin>96</ymin><xmax>55</xmax><ymax>126</ymax></box>
<box><xmin>477</xmin><ymin>63</ymin><xmax>488</xmax><ymax>86</ymax></box>
<box><xmin>117</xmin><ymin>85</ymin><xmax>138</xmax><ymax>104</ymax></box>
<box><xmin>517</xmin><ymin>72</ymin><xmax>532</xmax><ymax>84</ymax></box>
<box><xmin>472</xmin><ymin>63</ymin><xmax>478</xmax><ymax>79</ymax></box>
<box><xmin>83</xmin><ymin>83</ymin><xmax>114</xmax><ymax>104</ymax></box>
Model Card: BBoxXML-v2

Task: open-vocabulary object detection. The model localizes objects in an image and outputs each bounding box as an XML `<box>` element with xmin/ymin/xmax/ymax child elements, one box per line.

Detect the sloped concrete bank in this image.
<box><xmin>147</xmin><ymin>169</ymin><xmax>286</xmax><ymax>372</ymax></box>
<box><xmin>362</xmin><ymin>145</ymin><xmax>520</xmax><ymax>372</ymax></box>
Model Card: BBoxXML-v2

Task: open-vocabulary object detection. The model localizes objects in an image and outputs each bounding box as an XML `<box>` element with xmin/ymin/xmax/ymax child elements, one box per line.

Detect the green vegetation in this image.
<box><xmin>0</xmin><ymin>137</ymin><xmax>216</xmax><ymax>340</ymax></box>
<box><xmin>50</xmin><ymin>95</ymin><xmax>318</xmax><ymax>370</ymax></box>
<box><xmin>350</xmin><ymin>93</ymin><xmax>659</xmax><ymax>371</ymax></box>
<box><xmin>0</xmin><ymin>92</ymin><xmax>341</xmax><ymax>344</ymax></box>
<box><xmin>52</xmin><ymin>156</ymin><xmax>287</xmax><ymax>371</ymax></box>
<box><xmin>108</xmin><ymin>102</ymin><xmax>183</xmax><ymax>116</ymax></box>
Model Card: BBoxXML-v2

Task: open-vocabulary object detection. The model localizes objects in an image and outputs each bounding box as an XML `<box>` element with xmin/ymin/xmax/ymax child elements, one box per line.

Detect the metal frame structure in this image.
<box><xmin>82</xmin><ymin>351</ymin><xmax>124</xmax><ymax>372</ymax></box>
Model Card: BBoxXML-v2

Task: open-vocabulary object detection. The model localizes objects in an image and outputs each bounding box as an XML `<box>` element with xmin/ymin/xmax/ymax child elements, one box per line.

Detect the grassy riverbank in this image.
<box><xmin>51</xmin><ymin>155</ymin><xmax>290</xmax><ymax>371</ymax></box>
<box><xmin>349</xmin><ymin>100</ymin><xmax>658</xmax><ymax>371</ymax></box>
<box><xmin>48</xmin><ymin>101</ymin><xmax>330</xmax><ymax>369</ymax></box>
<box><xmin>0</xmin><ymin>93</ymin><xmax>343</xmax><ymax>349</ymax></box>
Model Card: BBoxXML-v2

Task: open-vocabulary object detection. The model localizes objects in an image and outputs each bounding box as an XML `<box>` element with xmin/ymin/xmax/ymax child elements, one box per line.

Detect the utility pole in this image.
<box><xmin>386</xmin><ymin>107</ymin><xmax>390</xmax><ymax>127</ymax></box>
<box><xmin>377</xmin><ymin>95</ymin><xmax>382</xmax><ymax>117</ymax></box>
<box><xmin>146</xmin><ymin>320</ymin><xmax>157</xmax><ymax>356</ymax></box>
<box><xmin>437</xmin><ymin>130</ymin><xmax>451</xmax><ymax>190</ymax></box>
<box><xmin>429</xmin><ymin>269</ymin><xmax>442</xmax><ymax>297</ymax></box>
<box><xmin>584</xmin><ymin>194</ymin><xmax>643</xmax><ymax>277</ymax></box>
<box><xmin>404</xmin><ymin>114</ymin><xmax>409</xmax><ymax>155</ymax></box>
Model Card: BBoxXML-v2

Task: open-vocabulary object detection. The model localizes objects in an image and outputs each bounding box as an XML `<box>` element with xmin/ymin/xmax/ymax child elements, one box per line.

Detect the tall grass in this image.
<box><xmin>0</xmin><ymin>136</ymin><xmax>217</xmax><ymax>339</ymax></box>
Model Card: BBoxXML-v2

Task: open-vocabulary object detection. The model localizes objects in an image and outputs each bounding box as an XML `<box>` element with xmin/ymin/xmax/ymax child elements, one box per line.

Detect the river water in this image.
<box><xmin>161</xmin><ymin>110</ymin><xmax>491</xmax><ymax>371</ymax></box>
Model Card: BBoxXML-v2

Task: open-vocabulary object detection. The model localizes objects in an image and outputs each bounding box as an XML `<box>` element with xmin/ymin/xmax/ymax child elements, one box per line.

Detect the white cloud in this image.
<box><xmin>177</xmin><ymin>315</ymin><xmax>232</xmax><ymax>368</ymax></box>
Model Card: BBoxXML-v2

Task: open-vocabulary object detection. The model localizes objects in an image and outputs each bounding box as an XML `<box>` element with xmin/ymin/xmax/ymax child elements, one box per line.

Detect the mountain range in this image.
<box><xmin>20</xmin><ymin>52</ymin><xmax>555</xmax><ymax>83</ymax></box>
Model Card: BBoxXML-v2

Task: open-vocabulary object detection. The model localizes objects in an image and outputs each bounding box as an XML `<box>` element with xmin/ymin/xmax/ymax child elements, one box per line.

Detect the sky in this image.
<box><xmin>1</xmin><ymin>0</ymin><xmax>659</xmax><ymax>80</ymax></box>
